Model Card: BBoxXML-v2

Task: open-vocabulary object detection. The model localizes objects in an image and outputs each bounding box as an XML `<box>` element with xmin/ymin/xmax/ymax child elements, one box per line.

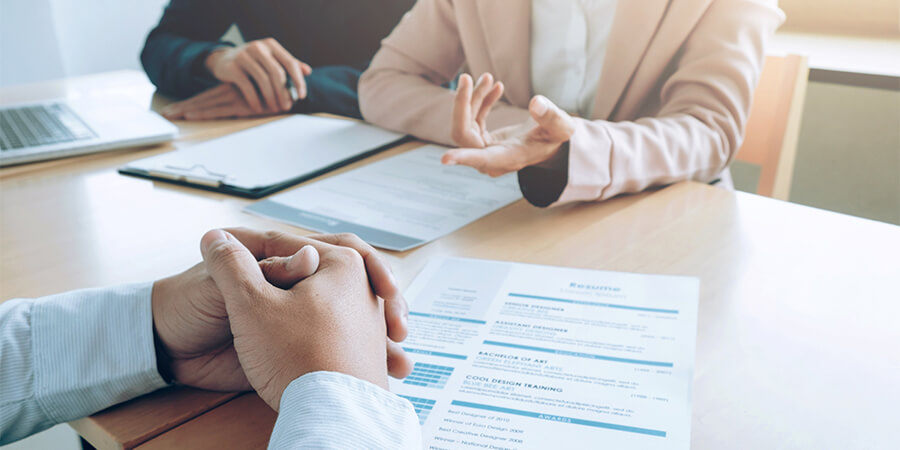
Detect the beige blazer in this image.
<box><xmin>359</xmin><ymin>0</ymin><xmax>784</xmax><ymax>206</ymax></box>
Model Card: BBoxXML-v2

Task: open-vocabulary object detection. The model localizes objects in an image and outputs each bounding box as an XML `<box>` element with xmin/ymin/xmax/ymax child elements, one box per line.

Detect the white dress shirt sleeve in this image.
<box><xmin>269</xmin><ymin>371</ymin><xmax>422</xmax><ymax>449</ymax></box>
<box><xmin>1</xmin><ymin>284</ymin><xmax>422</xmax><ymax>447</ymax></box>
<box><xmin>0</xmin><ymin>283</ymin><xmax>167</xmax><ymax>445</ymax></box>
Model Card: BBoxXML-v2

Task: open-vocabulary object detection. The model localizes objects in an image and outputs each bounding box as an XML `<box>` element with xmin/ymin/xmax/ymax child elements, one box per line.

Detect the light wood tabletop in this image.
<box><xmin>2</xmin><ymin>71</ymin><xmax>898</xmax><ymax>449</ymax></box>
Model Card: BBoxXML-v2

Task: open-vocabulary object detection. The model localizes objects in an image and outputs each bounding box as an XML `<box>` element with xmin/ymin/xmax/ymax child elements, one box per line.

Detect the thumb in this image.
<box><xmin>200</xmin><ymin>229</ymin><xmax>271</xmax><ymax>307</ymax></box>
<box><xmin>387</xmin><ymin>338</ymin><xmax>413</xmax><ymax>379</ymax></box>
<box><xmin>258</xmin><ymin>245</ymin><xmax>320</xmax><ymax>289</ymax></box>
<box><xmin>529</xmin><ymin>95</ymin><xmax>575</xmax><ymax>142</ymax></box>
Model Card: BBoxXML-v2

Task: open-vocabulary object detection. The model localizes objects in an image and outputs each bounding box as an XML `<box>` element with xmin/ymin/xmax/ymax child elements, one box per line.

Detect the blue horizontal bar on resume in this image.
<box><xmin>409</xmin><ymin>311</ymin><xmax>487</xmax><ymax>324</ymax></box>
<box><xmin>450</xmin><ymin>400</ymin><xmax>666</xmax><ymax>437</ymax></box>
<box><xmin>483</xmin><ymin>340</ymin><xmax>673</xmax><ymax>367</ymax></box>
<box><xmin>403</xmin><ymin>347</ymin><xmax>468</xmax><ymax>360</ymax></box>
<box><xmin>508</xmin><ymin>292</ymin><xmax>679</xmax><ymax>314</ymax></box>
<box><xmin>245</xmin><ymin>200</ymin><xmax>425</xmax><ymax>251</ymax></box>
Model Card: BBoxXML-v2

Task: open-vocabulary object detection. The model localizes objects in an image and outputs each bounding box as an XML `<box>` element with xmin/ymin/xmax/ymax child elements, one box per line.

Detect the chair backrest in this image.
<box><xmin>736</xmin><ymin>54</ymin><xmax>810</xmax><ymax>200</ymax></box>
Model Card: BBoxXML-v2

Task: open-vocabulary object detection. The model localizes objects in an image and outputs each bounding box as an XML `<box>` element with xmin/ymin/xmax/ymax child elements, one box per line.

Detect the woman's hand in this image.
<box><xmin>449</xmin><ymin>73</ymin><xmax>505</xmax><ymax>148</ymax></box>
<box><xmin>444</xmin><ymin>73</ymin><xmax>576</xmax><ymax>177</ymax></box>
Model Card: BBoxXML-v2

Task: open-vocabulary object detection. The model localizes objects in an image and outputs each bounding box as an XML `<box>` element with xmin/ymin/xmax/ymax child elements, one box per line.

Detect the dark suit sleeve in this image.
<box><xmin>140</xmin><ymin>0</ymin><xmax>236</xmax><ymax>99</ymax></box>
<box><xmin>290</xmin><ymin>0</ymin><xmax>416</xmax><ymax>119</ymax></box>
<box><xmin>292</xmin><ymin>64</ymin><xmax>368</xmax><ymax>119</ymax></box>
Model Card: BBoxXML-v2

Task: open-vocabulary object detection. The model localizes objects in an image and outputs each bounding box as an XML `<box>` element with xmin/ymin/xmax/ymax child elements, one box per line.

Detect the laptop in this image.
<box><xmin>0</xmin><ymin>98</ymin><xmax>177</xmax><ymax>167</ymax></box>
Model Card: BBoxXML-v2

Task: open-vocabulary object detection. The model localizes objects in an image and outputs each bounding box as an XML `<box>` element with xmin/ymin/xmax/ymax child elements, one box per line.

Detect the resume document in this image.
<box><xmin>392</xmin><ymin>258</ymin><xmax>700</xmax><ymax>449</ymax></box>
<box><xmin>245</xmin><ymin>145</ymin><xmax>523</xmax><ymax>251</ymax></box>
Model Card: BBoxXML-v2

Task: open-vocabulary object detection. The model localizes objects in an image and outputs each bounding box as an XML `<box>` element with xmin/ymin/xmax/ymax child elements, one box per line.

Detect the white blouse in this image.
<box><xmin>530</xmin><ymin>0</ymin><xmax>620</xmax><ymax>117</ymax></box>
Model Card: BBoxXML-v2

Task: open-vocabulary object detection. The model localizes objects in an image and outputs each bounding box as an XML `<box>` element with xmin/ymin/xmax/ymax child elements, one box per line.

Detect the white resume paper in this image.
<box><xmin>392</xmin><ymin>258</ymin><xmax>700</xmax><ymax>450</ymax></box>
<box><xmin>245</xmin><ymin>145</ymin><xmax>523</xmax><ymax>251</ymax></box>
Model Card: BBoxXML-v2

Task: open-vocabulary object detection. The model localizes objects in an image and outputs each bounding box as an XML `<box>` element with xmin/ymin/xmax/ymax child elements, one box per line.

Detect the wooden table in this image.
<box><xmin>2</xmin><ymin>71</ymin><xmax>899</xmax><ymax>449</ymax></box>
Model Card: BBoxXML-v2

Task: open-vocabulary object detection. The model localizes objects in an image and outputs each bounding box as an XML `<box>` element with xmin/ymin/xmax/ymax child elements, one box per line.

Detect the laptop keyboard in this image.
<box><xmin>0</xmin><ymin>103</ymin><xmax>97</xmax><ymax>151</ymax></box>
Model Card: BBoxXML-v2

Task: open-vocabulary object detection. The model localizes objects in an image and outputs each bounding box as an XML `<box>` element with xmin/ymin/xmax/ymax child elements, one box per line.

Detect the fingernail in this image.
<box><xmin>287</xmin><ymin>245</ymin><xmax>318</xmax><ymax>272</ymax></box>
<box><xmin>283</xmin><ymin>253</ymin><xmax>295</xmax><ymax>270</ymax></box>
<box><xmin>533</xmin><ymin>96</ymin><xmax>550</xmax><ymax>116</ymax></box>
<box><xmin>202</xmin><ymin>229</ymin><xmax>229</xmax><ymax>251</ymax></box>
<box><xmin>285</xmin><ymin>249</ymin><xmax>300</xmax><ymax>270</ymax></box>
<box><xmin>208</xmin><ymin>230</ymin><xmax>227</xmax><ymax>243</ymax></box>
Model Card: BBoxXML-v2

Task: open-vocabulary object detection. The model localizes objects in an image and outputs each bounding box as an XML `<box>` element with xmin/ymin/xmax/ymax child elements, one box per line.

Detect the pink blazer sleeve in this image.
<box><xmin>358</xmin><ymin>0</ymin><xmax>531</xmax><ymax>146</ymax></box>
<box><xmin>547</xmin><ymin>0</ymin><xmax>783</xmax><ymax>205</ymax></box>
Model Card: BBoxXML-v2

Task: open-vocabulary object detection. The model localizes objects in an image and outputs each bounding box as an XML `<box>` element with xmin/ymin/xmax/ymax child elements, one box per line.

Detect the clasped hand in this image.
<box><xmin>442</xmin><ymin>73</ymin><xmax>577</xmax><ymax>176</ymax></box>
<box><xmin>151</xmin><ymin>228</ymin><xmax>411</xmax><ymax>410</ymax></box>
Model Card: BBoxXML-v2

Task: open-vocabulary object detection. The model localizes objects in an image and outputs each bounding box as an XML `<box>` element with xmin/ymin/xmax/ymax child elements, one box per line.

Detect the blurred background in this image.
<box><xmin>1</xmin><ymin>0</ymin><xmax>897</xmax><ymax>226</ymax></box>
<box><xmin>732</xmin><ymin>0</ymin><xmax>899</xmax><ymax>226</ymax></box>
<box><xmin>0</xmin><ymin>0</ymin><xmax>169</xmax><ymax>86</ymax></box>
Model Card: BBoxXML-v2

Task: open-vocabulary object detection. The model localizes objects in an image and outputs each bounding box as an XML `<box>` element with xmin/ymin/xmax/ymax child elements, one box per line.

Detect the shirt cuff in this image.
<box><xmin>31</xmin><ymin>283</ymin><xmax>168</xmax><ymax>424</ymax></box>
<box><xmin>269</xmin><ymin>371</ymin><xmax>422</xmax><ymax>449</ymax></box>
<box><xmin>518</xmin><ymin>141</ymin><xmax>570</xmax><ymax>207</ymax></box>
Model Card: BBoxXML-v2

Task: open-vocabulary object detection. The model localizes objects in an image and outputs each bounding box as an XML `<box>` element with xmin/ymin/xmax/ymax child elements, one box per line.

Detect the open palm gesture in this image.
<box><xmin>443</xmin><ymin>73</ymin><xmax>576</xmax><ymax>177</ymax></box>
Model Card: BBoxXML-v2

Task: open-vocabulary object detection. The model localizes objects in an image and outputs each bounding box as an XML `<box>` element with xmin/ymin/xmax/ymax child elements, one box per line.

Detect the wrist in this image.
<box><xmin>153</xmin><ymin>323</ymin><xmax>175</xmax><ymax>384</ymax></box>
<box><xmin>150</xmin><ymin>279</ymin><xmax>177</xmax><ymax>383</ymax></box>
<box><xmin>204</xmin><ymin>48</ymin><xmax>226</xmax><ymax>77</ymax></box>
<box><xmin>535</xmin><ymin>141</ymin><xmax>569</xmax><ymax>170</ymax></box>
<box><xmin>264</xmin><ymin>355</ymin><xmax>388</xmax><ymax>410</ymax></box>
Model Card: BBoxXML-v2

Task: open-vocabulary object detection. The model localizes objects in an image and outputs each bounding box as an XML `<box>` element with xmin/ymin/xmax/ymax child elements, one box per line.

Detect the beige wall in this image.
<box><xmin>734</xmin><ymin>82</ymin><xmax>900</xmax><ymax>226</ymax></box>
<box><xmin>0</xmin><ymin>0</ymin><xmax>170</xmax><ymax>87</ymax></box>
<box><xmin>779</xmin><ymin>0</ymin><xmax>900</xmax><ymax>37</ymax></box>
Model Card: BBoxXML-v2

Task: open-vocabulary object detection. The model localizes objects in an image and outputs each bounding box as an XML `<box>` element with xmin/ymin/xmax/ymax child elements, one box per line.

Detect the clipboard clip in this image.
<box><xmin>148</xmin><ymin>164</ymin><xmax>231</xmax><ymax>187</ymax></box>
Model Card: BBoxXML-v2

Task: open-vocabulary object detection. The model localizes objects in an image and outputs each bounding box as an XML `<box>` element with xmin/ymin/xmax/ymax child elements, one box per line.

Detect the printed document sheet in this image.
<box><xmin>392</xmin><ymin>258</ymin><xmax>700</xmax><ymax>449</ymax></box>
<box><xmin>245</xmin><ymin>145</ymin><xmax>523</xmax><ymax>251</ymax></box>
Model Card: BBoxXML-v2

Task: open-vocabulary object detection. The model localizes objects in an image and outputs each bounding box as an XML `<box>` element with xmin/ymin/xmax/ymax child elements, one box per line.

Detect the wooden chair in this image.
<box><xmin>735</xmin><ymin>54</ymin><xmax>810</xmax><ymax>200</ymax></box>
